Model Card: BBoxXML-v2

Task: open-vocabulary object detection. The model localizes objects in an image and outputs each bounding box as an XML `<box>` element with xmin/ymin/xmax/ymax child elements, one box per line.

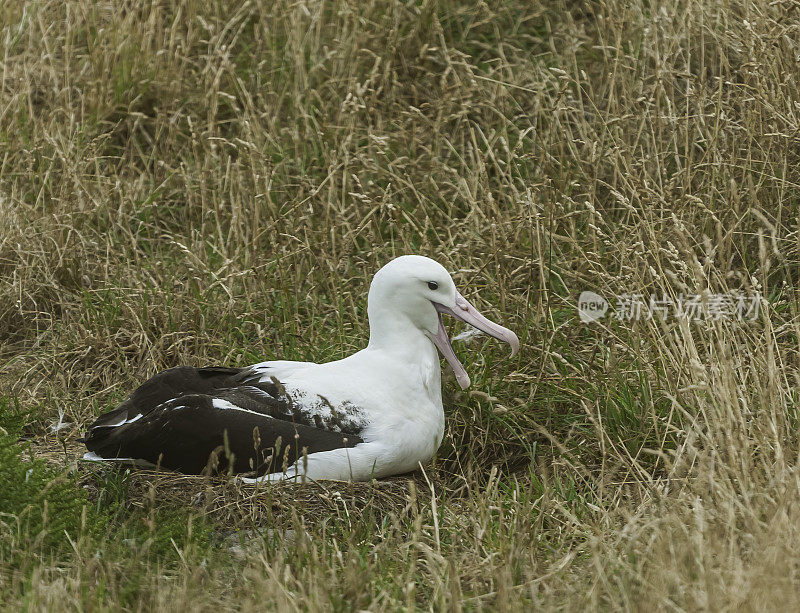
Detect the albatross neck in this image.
<box><xmin>365</xmin><ymin>304</ymin><xmax>437</xmax><ymax>361</ymax></box>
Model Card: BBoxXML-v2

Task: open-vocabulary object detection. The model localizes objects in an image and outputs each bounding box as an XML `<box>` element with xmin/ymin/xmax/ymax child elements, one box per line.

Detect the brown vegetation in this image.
<box><xmin>2</xmin><ymin>0</ymin><xmax>799</xmax><ymax>609</ymax></box>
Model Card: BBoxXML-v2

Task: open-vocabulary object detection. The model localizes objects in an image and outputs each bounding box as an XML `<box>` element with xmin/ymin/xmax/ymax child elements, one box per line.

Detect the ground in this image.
<box><xmin>2</xmin><ymin>0</ymin><xmax>800</xmax><ymax>610</ymax></box>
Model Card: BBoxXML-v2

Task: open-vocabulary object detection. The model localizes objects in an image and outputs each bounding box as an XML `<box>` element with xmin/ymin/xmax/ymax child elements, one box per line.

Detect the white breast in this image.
<box><xmin>248</xmin><ymin>342</ymin><xmax>445</xmax><ymax>473</ymax></box>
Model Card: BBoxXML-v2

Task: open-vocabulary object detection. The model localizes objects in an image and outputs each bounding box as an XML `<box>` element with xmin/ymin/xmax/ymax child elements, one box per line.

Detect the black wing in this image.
<box><xmin>80</xmin><ymin>366</ymin><xmax>364</xmax><ymax>476</ymax></box>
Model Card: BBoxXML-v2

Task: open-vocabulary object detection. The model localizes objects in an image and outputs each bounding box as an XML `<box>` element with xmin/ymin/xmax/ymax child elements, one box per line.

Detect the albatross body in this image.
<box><xmin>80</xmin><ymin>256</ymin><xmax>519</xmax><ymax>482</ymax></box>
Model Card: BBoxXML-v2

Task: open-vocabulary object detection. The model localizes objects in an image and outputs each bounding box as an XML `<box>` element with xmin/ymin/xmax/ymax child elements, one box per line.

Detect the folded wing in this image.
<box><xmin>80</xmin><ymin>366</ymin><xmax>364</xmax><ymax>475</ymax></box>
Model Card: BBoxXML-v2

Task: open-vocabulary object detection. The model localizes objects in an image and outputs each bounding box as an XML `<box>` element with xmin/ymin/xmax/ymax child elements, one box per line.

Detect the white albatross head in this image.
<box><xmin>366</xmin><ymin>255</ymin><xmax>520</xmax><ymax>389</ymax></box>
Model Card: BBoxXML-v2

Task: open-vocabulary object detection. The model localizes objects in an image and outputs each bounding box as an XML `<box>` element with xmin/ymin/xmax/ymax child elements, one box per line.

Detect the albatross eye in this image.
<box><xmin>427</xmin><ymin>281</ymin><xmax>439</xmax><ymax>291</ymax></box>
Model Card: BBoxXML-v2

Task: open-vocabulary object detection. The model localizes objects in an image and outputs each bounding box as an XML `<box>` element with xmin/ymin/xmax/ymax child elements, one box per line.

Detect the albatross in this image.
<box><xmin>80</xmin><ymin>255</ymin><xmax>519</xmax><ymax>482</ymax></box>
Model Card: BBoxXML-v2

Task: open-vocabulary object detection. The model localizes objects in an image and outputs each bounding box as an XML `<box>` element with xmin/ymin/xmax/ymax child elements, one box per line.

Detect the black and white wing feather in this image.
<box><xmin>80</xmin><ymin>366</ymin><xmax>364</xmax><ymax>476</ymax></box>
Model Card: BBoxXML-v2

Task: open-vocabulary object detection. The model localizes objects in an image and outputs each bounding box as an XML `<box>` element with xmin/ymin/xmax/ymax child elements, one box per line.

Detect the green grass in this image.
<box><xmin>0</xmin><ymin>398</ymin><xmax>92</xmax><ymax>557</ymax></box>
<box><xmin>0</xmin><ymin>397</ymin><xmax>214</xmax><ymax>589</ymax></box>
<box><xmin>1</xmin><ymin>0</ymin><xmax>800</xmax><ymax>609</ymax></box>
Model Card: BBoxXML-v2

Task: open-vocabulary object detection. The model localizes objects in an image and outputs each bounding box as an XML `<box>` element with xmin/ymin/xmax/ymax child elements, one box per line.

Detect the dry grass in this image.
<box><xmin>2</xmin><ymin>0</ymin><xmax>800</xmax><ymax>609</ymax></box>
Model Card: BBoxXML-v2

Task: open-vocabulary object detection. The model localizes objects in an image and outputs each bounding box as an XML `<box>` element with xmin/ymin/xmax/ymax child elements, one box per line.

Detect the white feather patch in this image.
<box><xmin>100</xmin><ymin>413</ymin><xmax>144</xmax><ymax>427</ymax></box>
<box><xmin>82</xmin><ymin>452</ymin><xmax>158</xmax><ymax>468</ymax></box>
<box><xmin>211</xmin><ymin>398</ymin><xmax>273</xmax><ymax>418</ymax></box>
